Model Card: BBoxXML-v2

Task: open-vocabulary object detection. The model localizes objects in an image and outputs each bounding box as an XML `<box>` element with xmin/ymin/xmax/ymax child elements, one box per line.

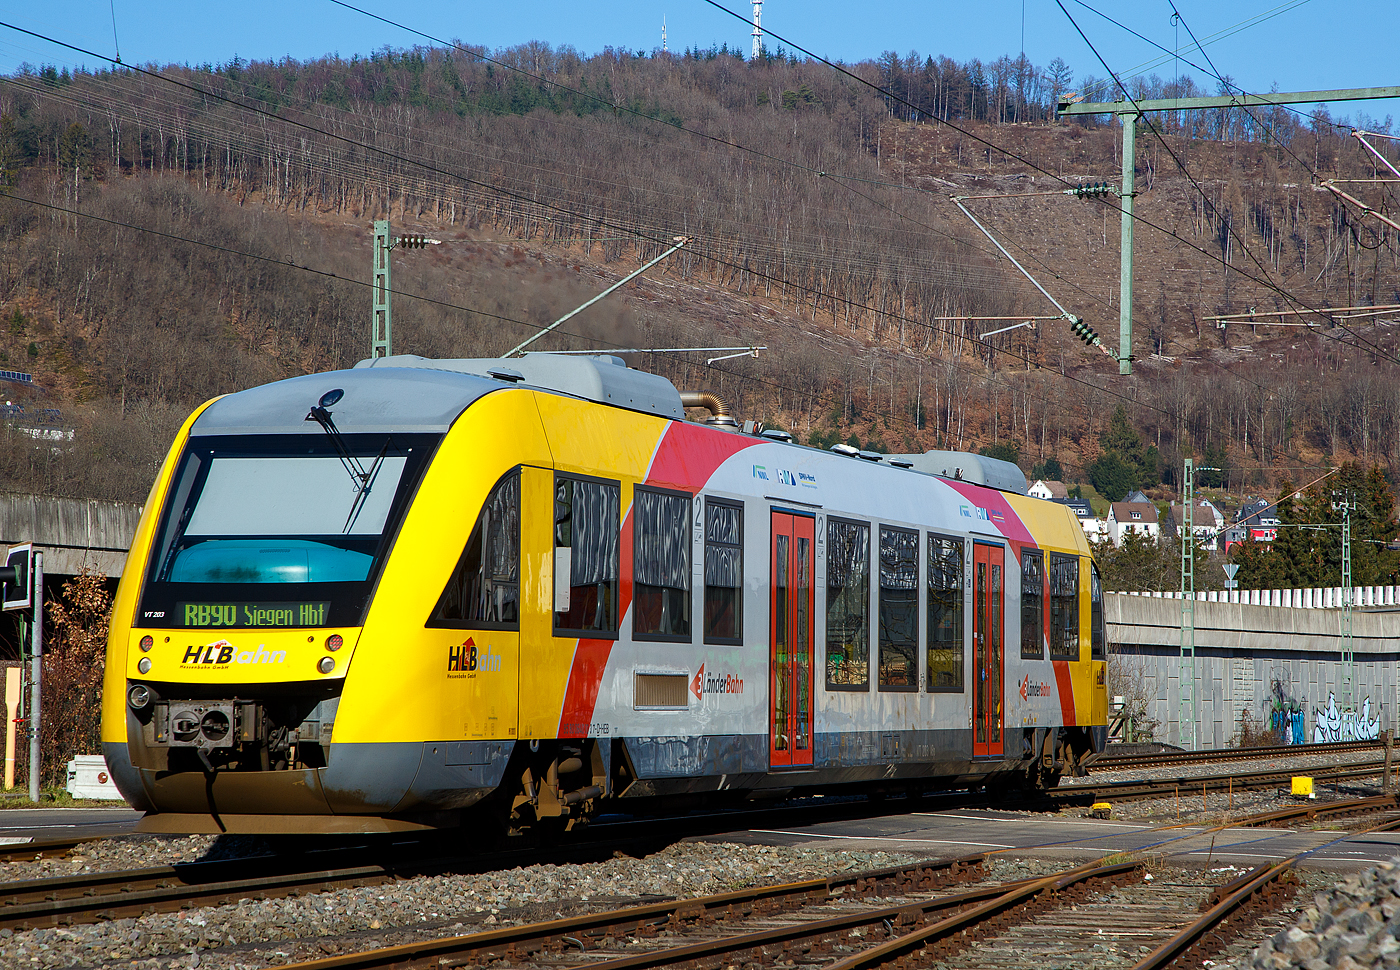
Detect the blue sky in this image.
<box><xmin>1</xmin><ymin>1</ymin><xmax>1396</xmax><ymax>117</ymax></box>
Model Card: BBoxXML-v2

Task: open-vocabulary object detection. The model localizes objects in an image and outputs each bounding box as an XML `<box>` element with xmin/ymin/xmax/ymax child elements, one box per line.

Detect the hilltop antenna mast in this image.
<box><xmin>751</xmin><ymin>0</ymin><xmax>763</xmax><ymax>60</ymax></box>
<box><xmin>662</xmin><ymin>16</ymin><xmax>667</xmax><ymax>53</ymax></box>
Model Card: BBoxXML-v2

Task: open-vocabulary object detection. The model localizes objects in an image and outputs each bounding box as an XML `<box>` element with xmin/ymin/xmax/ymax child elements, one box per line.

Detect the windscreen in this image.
<box><xmin>139</xmin><ymin>433</ymin><xmax>436</xmax><ymax>629</ymax></box>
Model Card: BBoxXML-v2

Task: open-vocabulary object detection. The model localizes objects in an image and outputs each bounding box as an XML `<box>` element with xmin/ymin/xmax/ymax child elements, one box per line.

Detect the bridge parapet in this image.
<box><xmin>0</xmin><ymin>493</ymin><xmax>142</xmax><ymax>578</ymax></box>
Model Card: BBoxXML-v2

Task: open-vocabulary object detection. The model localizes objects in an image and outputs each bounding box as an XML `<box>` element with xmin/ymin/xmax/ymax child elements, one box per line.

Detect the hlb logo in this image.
<box><xmin>448</xmin><ymin>637</ymin><xmax>501</xmax><ymax>673</ymax></box>
<box><xmin>752</xmin><ymin>464</ymin><xmax>769</xmax><ymax>481</ymax></box>
<box><xmin>180</xmin><ymin>639</ymin><xmax>286</xmax><ymax>667</ymax></box>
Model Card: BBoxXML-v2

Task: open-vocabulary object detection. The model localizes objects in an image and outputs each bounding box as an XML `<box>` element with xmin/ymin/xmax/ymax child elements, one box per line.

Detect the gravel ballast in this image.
<box><xmin>1252</xmin><ymin>858</ymin><xmax>1400</xmax><ymax>970</ymax></box>
<box><xmin>0</xmin><ymin>841</ymin><xmax>930</xmax><ymax>969</ymax></box>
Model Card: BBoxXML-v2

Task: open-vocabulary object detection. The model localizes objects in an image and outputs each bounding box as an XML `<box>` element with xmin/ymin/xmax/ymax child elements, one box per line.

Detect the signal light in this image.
<box><xmin>325</xmin><ymin>634</ymin><xmax>343</xmax><ymax>652</ymax></box>
<box><xmin>1066</xmin><ymin>181</ymin><xmax>1114</xmax><ymax>199</ymax></box>
<box><xmin>140</xmin><ymin>635</ymin><xmax>154</xmax><ymax>652</ymax></box>
<box><xmin>1068</xmin><ymin>317</ymin><xmax>1103</xmax><ymax>348</ymax></box>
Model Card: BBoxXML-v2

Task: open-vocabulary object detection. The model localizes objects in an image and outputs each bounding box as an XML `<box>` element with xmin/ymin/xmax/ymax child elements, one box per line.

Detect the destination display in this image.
<box><xmin>176</xmin><ymin>601</ymin><xmax>331</xmax><ymax>628</ymax></box>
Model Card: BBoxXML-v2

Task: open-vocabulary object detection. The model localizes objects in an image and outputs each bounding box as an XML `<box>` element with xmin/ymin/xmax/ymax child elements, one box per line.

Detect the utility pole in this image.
<box><xmin>370</xmin><ymin>220</ymin><xmax>431</xmax><ymax>359</ymax></box>
<box><xmin>371</xmin><ymin>220</ymin><xmax>392</xmax><ymax>360</ymax></box>
<box><xmin>1341</xmin><ymin>499</ymin><xmax>1354</xmax><ymax>711</ymax></box>
<box><xmin>27</xmin><ymin>553</ymin><xmax>41</xmax><ymax>803</ymax></box>
<box><xmin>1179</xmin><ymin>458</ymin><xmax>1196</xmax><ymax>750</ymax></box>
<box><xmin>1057</xmin><ymin>85</ymin><xmax>1400</xmax><ymax>376</ymax></box>
<box><xmin>1179</xmin><ymin>461</ymin><xmax>1221</xmax><ymax>750</ymax></box>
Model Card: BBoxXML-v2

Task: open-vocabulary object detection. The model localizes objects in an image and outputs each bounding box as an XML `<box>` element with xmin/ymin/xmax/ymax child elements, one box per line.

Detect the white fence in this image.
<box><xmin>1114</xmin><ymin>586</ymin><xmax>1400</xmax><ymax>609</ymax></box>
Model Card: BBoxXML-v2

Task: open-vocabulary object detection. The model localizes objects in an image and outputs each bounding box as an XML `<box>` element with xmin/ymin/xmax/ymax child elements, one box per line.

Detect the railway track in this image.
<box><xmin>1050</xmin><ymin>757</ymin><xmax>1392</xmax><ymax>806</ymax></box>
<box><xmin>263</xmin><ymin>855</ymin><xmax>1143</xmax><ymax>970</ymax></box>
<box><xmin>1091</xmin><ymin>739</ymin><xmax>1384</xmax><ymax>771</ymax></box>
<box><xmin>1</xmin><ymin>759</ymin><xmax>1389</xmax><ymax>932</ymax></box>
<box><xmin>9</xmin><ymin>785</ymin><xmax>1393</xmax><ymax>968</ymax></box>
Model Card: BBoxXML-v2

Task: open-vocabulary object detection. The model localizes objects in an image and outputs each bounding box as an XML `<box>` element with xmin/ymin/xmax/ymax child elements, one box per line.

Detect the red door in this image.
<box><xmin>770</xmin><ymin>512</ymin><xmax>814</xmax><ymax>768</ymax></box>
<box><xmin>972</xmin><ymin>543</ymin><xmax>1005</xmax><ymax>757</ymax></box>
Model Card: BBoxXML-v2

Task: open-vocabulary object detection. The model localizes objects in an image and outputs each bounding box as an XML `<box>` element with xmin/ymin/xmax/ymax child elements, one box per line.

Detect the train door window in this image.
<box><xmin>553</xmin><ymin>475</ymin><xmax>621</xmax><ymax>637</ymax></box>
<box><xmin>1090</xmin><ymin>560</ymin><xmax>1106</xmax><ymax>660</ymax></box>
<box><xmin>926</xmin><ymin>534</ymin><xmax>963</xmax><ymax>692</ymax></box>
<box><xmin>429</xmin><ymin>468</ymin><xmax>520</xmax><ymax>629</ymax></box>
<box><xmin>1020</xmin><ymin>550</ymin><xmax>1044</xmax><ymax>659</ymax></box>
<box><xmin>1049</xmin><ymin>553</ymin><xmax>1079</xmax><ymax>659</ymax></box>
<box><xmin>703</xmin><ymin>499</ymin><xmax>743</xmax><ymax>644</ymax></box>
<box><xmin>825</xmin><ymin>518</ymin><xmax>870</xmax><ymax>690</ymax></box>
<box><xmin>878</xmin><ymin>526</ymin><xmax>918</xmax><ymax>690</ymax></box>
<box><xmin>633</xmin><ymin>486</ymin><xmax>692</xmax><ymax>640</ymax></box>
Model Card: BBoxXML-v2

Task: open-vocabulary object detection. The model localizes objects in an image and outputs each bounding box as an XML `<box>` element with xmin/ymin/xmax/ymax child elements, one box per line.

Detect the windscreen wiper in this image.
<box><xmin>305</xmin><ymin>389</ymin><xmax>388</xmax><ymax>533</ymax></box>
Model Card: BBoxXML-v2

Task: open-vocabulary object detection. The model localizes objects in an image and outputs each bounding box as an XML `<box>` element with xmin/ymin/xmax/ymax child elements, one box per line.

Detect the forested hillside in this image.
<box><xmin>0</xmin><ymin>42</ymin><xmax>1398</xmax><ymax>507</ymax></box>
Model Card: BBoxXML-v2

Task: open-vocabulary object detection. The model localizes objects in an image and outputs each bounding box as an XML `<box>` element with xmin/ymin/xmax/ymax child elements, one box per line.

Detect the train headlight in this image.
<box><xmin>325</xmin><ymin>634</ymin><xmax>343</xmax><ymax>652</ymax></box>
<box><xmin>128</xmin><ymin>684</ymin><xmax>152</xmax><ymax>710</ymax></box>
<box><xmin>139</xmin><ymin>635</ymin><xmax>154</xmax><ymax>652</ymax></box>
<box><xmin>137</xmin><ymin>657</ymin><xmax>152</xmax><ymax>674</ymax></box>
<box><xmin>317</xmin><ymin>656</ymin><xmax>335</xmax><ymax>674</ymax></box>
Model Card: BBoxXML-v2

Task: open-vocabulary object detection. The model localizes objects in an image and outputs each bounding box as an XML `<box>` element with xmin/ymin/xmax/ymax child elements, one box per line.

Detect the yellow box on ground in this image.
<box><xmin>1291</xmin><ymin>776</ymin><xmax>1314</xmax><ymax>796</ymax></box>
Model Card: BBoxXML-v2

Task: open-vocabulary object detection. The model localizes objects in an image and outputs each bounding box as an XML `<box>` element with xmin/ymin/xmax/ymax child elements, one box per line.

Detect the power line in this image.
<box><xmin>1051</xmin><ymin>0</ymin><xmax>1400</xmax><ymax>369</ymax></box>
<box><xmin>2</xmin><ymin>18</ymin><xmax>1381</xmax><ymax>460</ymax></box>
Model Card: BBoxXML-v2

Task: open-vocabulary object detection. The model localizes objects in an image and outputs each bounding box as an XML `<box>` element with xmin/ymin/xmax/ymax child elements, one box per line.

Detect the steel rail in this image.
<box><xmin>0</xmin><ymin>835</ymin><xmax>109</xmax><ymax>864</ymax></box>
<box><xmin>1232</xmin><ymin>793</ymin><xmax>1399</xmax><ymax>828</ymax></box>
<box><xmin>818</xmin><ymin>859</ymin><xmax>1142</xmax><ymax>970</ymax></box>
<box><xmin>1051</xmin><ymin>759</ymin><xmax>1391</xmax><ymax>805</ymax></box>
<box><xmin>1130</xmin><ymin>860</ymin><xmax>1298</xmax><ymax>970</ymax></box>
<box><xmin>1091</xmin><ymin>740</ymin><xmax>1383</xmax><ymax>770</ymax></box>
<box><xmin>267</xmin><ymin>855</ymin><xmax>991</xmax><ymax>970</ymax></box>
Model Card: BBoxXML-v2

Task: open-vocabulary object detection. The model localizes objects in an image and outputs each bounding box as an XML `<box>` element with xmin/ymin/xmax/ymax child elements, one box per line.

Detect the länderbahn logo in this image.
<box><xmin>1019</xmin><ymin>675</ymin><xmax>1052</xmax><ymax>702</ymax></box>
<box><xmin>690</xmin><ymin>663</ymin><xmax>744</xmax><ymax>699</ymax></box>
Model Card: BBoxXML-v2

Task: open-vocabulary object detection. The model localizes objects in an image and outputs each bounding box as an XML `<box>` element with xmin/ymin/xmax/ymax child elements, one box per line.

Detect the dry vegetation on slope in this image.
<box><xmin>0</xmin><ymin>44</ymin><xmax>1397</xmax><ymax>504</ymax></box>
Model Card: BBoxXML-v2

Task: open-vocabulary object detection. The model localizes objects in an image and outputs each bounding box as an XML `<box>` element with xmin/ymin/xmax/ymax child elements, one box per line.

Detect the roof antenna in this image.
<box><xmin>110</xmin><ymin>0</ymin><xmax>122</xmax><ymax>63</ymax></box>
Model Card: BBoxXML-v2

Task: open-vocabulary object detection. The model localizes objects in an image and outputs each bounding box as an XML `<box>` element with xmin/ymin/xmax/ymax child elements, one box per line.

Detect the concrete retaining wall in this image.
<box><xmin>1106</xmin><ymin>592</ymin><xmax>1400</xmax><ymax>748</ymax></box>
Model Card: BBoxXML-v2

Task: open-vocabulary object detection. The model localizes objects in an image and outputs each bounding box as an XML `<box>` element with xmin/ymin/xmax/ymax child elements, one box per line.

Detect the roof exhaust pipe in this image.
<box><xmin>679</xmin><ymin>390</ymin><xmax>738</xmax><ymax>427</ymax></box>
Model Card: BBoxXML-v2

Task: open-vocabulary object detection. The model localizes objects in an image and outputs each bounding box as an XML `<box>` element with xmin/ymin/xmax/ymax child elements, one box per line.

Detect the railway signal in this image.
<box><xmin>1</xmin><ymin>542</ymin><xmax>40</xmax><ymax>800</ymax></box>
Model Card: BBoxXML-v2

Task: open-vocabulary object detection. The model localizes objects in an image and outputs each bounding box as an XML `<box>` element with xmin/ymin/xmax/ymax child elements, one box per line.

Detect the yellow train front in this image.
<box><xmin>102</xmin><ymin>354</ymin><xmax>1107</xmax><ymax>834</ymax></box>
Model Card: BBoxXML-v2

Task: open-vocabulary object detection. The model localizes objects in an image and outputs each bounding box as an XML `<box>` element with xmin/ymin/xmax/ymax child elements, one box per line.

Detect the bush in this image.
<box><xmin>39</xmin><ymin>571</ymin><xmax>111</xmax><ymax>789</ymax></box>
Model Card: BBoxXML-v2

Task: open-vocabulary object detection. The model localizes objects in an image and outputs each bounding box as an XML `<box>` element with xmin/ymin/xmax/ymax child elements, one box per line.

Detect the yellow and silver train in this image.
<box><xmin>102</xmin><ymin>354</ymin><xmax>1107</xmax><ymax>834</ymax></box>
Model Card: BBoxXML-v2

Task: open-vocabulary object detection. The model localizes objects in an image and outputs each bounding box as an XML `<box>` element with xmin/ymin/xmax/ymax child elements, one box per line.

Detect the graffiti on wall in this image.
<box><xmin>1267</xmin><ymin>675</ymin><xmax>1307</xmax><ymax>745</ymax></box>
<box><xmin>1313</xmin><ymin>693</ymin><xmax>1381</xmax><ymax>743</ymax></box>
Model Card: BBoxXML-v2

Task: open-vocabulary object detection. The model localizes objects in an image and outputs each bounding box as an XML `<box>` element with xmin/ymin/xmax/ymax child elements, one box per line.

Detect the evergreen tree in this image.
<box><xmin>1088</xmin><ymin>406</ymin><xmax>1159</xmax><ymax>501</ymax></box>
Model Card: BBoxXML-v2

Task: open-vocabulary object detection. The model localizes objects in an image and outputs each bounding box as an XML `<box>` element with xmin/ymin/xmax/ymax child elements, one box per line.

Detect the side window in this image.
<box><xmin>554</xmin><ymin>475</ymin><xmax>621</xmax><ymax>637</ymax></box>
<box><xmin>927</xmin><ymin>535</ymin><xmax>964</xmax><ymax>691</ymax></box>
<box><xmin>1049</xmin><ymin>553</ymin><xmax>1080</xmax><ymax>660</ymax></box>
<box><xmin>633</xmin><ymin>487</ymin><xmax>692</xmax><ymax>640</ymax></box>
<box><xmin>429</xmin><ymin>469</ymin><xmax>519</xmax><ymax>629</ymax></box>
<box><xmin>878</xmin><ymin>526</ymin><xmax>918</xmax><ymax>690</ymax></box>
<box><xmin>1091</xmin><ymin>561</ymin><xmax>1106</xmax><ymax>660</ymax></box>
<box><xmin>1020</xmin><ymin>550</ymin><xmax>1044</xmax><ymax>659</ymax></box>
<box><xmin>704</xmin><ymin>499</ymin><xmax>743</xmax><ymax>644</ymax></box>
<box><xmin>825</xmin><ymin>518</ymin><xmax>870</xmax><ymax>690</ymax></box>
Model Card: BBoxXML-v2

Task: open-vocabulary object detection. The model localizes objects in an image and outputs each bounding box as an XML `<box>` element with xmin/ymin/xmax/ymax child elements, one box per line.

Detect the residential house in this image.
<box><xmin>1107</xmin><ymin>501</ymin><xmax>1161</xmax><ymax>547</ymax></box>
<box><xmin>1028</xmin><ymin>479</ymin><xmax>1069</xmax><ymax>500</ymax></box>
<box><xmin>1166</xmin><ymin>499</ymin><xmax>1225</xmax><ymax>551</ymax></box>
<box><xmin>1055</xmin><ymin>497</ymin><xmax>1105</xmax><ymax>542</ymax></box>
<box><xmin>1237</xmin><ymin>498</ymin><xmax>1279</xmax><ymax>543</ymax></box>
